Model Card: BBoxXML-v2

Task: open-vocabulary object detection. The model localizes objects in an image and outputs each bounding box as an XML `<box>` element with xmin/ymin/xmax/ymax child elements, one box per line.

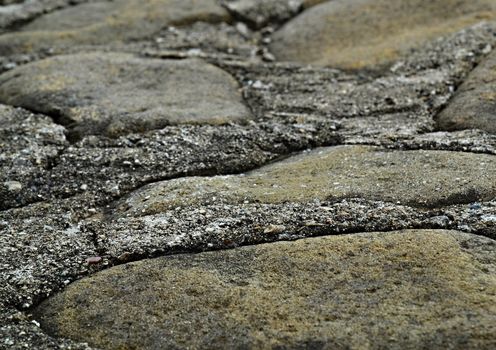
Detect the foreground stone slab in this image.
<box><xmin>0</xmin><ymin>0</ymin><xmax>230</xmax><ymax>55</ymax></box>
<box><xmin>33</xmin><ymin>230</ymin><xmax>496</xmax><ymax>349</ymax></box>
<box><xmin>269</xmin><ymin>0</ymin><xmax>496</xmax><ymax>69</ymax></box>
<box><xmin>0</xmin><ymin>53</ymin><xmax>252</xmax><ymax>138</ymax></box>
<box><xmin>117</xmin><ymin>146</ymin><xmax>496</xmax><ymax>215</ymax></box>
<box><xmin>437</xmin><ymin>50</ymin><xmax>496</xmax><ymax>134</ymax></box>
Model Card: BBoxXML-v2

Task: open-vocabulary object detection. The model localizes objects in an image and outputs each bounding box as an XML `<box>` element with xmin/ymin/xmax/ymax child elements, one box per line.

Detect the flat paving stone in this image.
<box><xmin>269</xmin><ymin>0</ymin><xmax>496</xmax><ymax>69</ymax></box>
<box><xmin>117</xmin><ymin>145</ymin><xmax>496</xmax><ymax>215</ymax></box>
<box><xmin>0</xmin><ymin>0</ymin><xmax>230</xmax><ymax>54</ymax></box>
<box><xmin>437</xmin><ymin>50</ymin><xmax>496</xmax><ymax>134</ymax></box>
<box><xmin>0</xmin><ymin>53</ymin><xmax>252</xmax><ymax>138</ymax></box>
<box><xmin>1</xmin><ymin>1</ymin><xmax>496</xmax><ymax>349</ymax></box>
<box><xmin>33</xmin><ymin>229</ymin><xmax>496</xmax><ymax>350</ymax></box>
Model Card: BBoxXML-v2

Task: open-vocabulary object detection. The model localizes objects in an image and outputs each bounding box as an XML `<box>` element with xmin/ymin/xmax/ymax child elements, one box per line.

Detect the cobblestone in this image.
<box><xmin>1</xmin><ymin>1</ymin><xmax>496</xmax><ymax>349</ymax></box>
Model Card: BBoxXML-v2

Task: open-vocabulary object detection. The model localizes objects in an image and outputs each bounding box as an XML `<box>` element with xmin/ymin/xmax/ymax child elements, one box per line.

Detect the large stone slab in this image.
<box><xmin>117</xmin><ymin>145</ymin><xmax>496</xmax><ymax>215</ymax></box>
<box><xmin>33</xmin><ymin>229</ymin><xmax>496</xmax><ymax>349</ymax></box>
<box><xmin>0</xmin><ymin>53</ymin><xmax>252</xmax><ymax>138</ymax></box>
<box><xmin>437</xmin><ymin>50</ymin><xmax>496</xmax><ymax>134</ymax></box>
<box><xmin>0</xmin><ymin>0</ymin><xmax>230</xmax><ymax>54</ymax></box>
<box><xmin>269</xmin><ymin>0</ymin><xmax>496</xmax><ymax>69</ymax></box>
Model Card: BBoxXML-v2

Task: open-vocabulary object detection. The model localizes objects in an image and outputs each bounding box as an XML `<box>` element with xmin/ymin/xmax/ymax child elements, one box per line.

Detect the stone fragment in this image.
<box><xmin>117</xmin><ymin>146</ymin><xmax>496</xmax><ymax>215</ymax></box>
<box><xmin>33</xmin><ymin>230</ymin><xmax>496</xmax><ymax>349</ymax></box>
<box><xmin>0</xmin><ymin>0</ymin><xmax>230</xmax><ymax>54</ymax></box>
<box><xmin>269</xmin><ymin>0</ymin><xmax>496</xmax><ymax>69</ymax></box>
<box><xmin>0</xmin><ymin>53</ymin><xmax>252</xmax><ymax>138</ymax></box>
<box><xmin>437</xmin><ymin>50</ymin><xmax>496</xmax><ymax>134</ymax></box>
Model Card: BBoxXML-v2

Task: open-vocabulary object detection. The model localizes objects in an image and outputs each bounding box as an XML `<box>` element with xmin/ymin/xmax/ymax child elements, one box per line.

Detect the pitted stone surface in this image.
<box><xmin>1</xmin><ymin>1</ymin><xmax>496</xmax><ymax>349</ymax></box>
<box><xmin>437</xmin><ymin>50</ymin><xmax>496</xmax><ymax>134</ymax></box>
<box><xmin>117</xmin><ymin>145</ymin><xmax>496</xmax><ymax>216</ymax></box>
<box><xmin>270</xmin><ymin>0</ymin><xmax>496</xmax><ymax>69</ymax></box>
<box><xmin>0</xmin><ymin>53</ymin><xmax>252</xmax><ymax>138</ymax></box>
<box><xmin>0</xmin><ymin>0</ymin><xmax>230</xmax><ymax>55</ymax></box>
<box><xmin>33</xmin><ymin>230</ymin><xmax>496</xmax><ymax>350</ymax></box>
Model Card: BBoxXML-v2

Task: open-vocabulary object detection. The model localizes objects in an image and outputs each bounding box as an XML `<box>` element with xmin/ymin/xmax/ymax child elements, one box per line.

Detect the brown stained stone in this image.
<box><xmin>437</xmin><ymin>50</ymin><xmax>496</xmax><ymax>134</ymax></box>
<box><xmin>269</xmin><ymin>0</ymin><xmax>496</xmax><ymax>69</ymax></box>
<box><xmin>117</xmin><ymin>145</ymin><xmax>496</xmax><ymax>216</ymax></box>
<box><xmin>33</xmin><ymin>230</ymin><xmax>496</xmax><ymax>350</ymax></box>
<box><xmin>0</xmin><ymin>53</ymin><xmax>252</xmax><ymax>138</ymax></box>
<box><xmin>0</xmin><ymin>0</ymin><xmax>230</xmax><ymax>55</ymax></box>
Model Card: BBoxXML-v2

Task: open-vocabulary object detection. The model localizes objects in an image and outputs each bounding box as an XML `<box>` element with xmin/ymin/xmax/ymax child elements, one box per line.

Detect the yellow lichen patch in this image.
<box><xmin>33</xmin><ymin>230</ymin><xmax>496</xmax><ymax>349</ymax></box>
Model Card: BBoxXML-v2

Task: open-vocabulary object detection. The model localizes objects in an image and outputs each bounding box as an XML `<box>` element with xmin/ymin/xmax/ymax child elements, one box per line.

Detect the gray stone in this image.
<box><xmin>437</xmin><ymin>50</ymin><xmax>496</xmax><ymax>134</ymax></box>
<box><xmin>269</xmin><ymin>0</ymin><xmax>496</xmax><ymax>69</ymax></box>
<box><xmin>1</xmin><ymin>2</ymin><xmax>496</xmax><ymax>349</ymax></box>
<box><xmin>0</xmin><ymin>0</ymin><xmax>230</xmax><ymax>54</ymax></box>
<box><xmin>33</xmin><ymin>229</ymin><xmax>496</xmax><ymax>350</ymax></box>
<box><xmin>117</xmin><ymin>145</ymin><xmax>496</xmax><ymax>215</ymax></box>
<box><xmin>223</xmin><ymin>0</ymin><xmax>326</xmax><ymax>28</ymax></box>
<box><xmin>0</xmin><ymin>53</ymin><xmax>252</xmax><ymax>138</ymax></box>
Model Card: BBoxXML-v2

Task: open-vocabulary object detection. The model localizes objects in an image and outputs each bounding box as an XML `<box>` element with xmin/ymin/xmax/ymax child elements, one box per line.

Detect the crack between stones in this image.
<box><xmin>343</xmin><ymin>139</ymin><xmax>496</xmax><ymax>155</ymax></box>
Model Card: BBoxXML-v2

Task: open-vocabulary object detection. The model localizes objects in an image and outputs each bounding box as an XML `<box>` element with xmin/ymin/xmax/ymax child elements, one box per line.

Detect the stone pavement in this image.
<box><xmin>0</xmin><ymin>0</ymin><xmax>495</xmax><ymax>349</ymax></box>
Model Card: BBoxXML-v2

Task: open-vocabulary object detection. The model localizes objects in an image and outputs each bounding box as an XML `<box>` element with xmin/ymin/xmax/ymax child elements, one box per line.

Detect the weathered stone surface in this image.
<box><xmin>117</xmin><ymin>146</ymin><xmax>496</xmax><ymax>215</ymax></box>
<box><xmin>223</xmin><ymin>0</ymin><xmax>328</xmax><ymax>28</ymax></box>
<box><xmin>33</xmin><ymin>229</ymin><xmax>496</xmax><ymax>350</ymax></box>
<box><xmin>0</xmin><ymin>104</ymin><xmax>67</xmax><ymax>208</ymax></box>
<box><xmin>0</xmin><ymin>53</ymin><xmax>252</xmax><ymax>138</ymax></box>
<box><xmin>1</xmin><ymin>1</ymin><xmax>496</xmax><ymax>349</ymax></box>
<box><xmin>270</xmin><ymin>0</ymin><xmax>496</xmax><ymax>69</ymax></box>
<box><xmin>437</xmin><ymin>50</ymin><xmax>496</xmax><ymax>134</ymax></box>
<box><xmin>0</xmin><ymin>0</ymin><xmax>230</xmax><ymax>54</ymax></box>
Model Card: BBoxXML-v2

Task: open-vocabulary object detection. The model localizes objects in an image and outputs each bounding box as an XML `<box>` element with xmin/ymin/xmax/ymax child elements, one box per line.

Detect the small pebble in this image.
<box><xmin>86</xmin><ymin>256</ymin><xmax>103</xmax><ymax>265</ymax></box>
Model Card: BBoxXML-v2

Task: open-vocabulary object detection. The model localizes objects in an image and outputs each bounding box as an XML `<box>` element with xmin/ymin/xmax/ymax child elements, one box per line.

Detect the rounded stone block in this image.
<box><xmin>33</xmin><ymin>230</ymin><xmax>496</xmax><ymax>349</ymax></box>
<box><xmin>437</xmin><ymin>50</ymin><xmax>496</xmax><ymax>134</ymax></box>
<box><xmin>0</xmin><ymin>0</ymin><xmax>230</xmax><ymax>54</ymax></box>
<box><xmin>117</xmin><ymin>145</ymin><xmax>496</xmax><ymax>215</ymax></box>
<box><xmin>269</xmin><ymin>0</ymin><xmax>496</xmax><ymax>69</ymax></box>
<box><xmin>0</xmin><ymin>53</ymin><xmax>252</xmax><ymax>137</ymax></box>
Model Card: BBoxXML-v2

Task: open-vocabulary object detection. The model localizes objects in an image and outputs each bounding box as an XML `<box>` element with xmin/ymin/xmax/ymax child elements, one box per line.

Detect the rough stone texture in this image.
<box><xmin>437</xmin><ymin>50</ymin><xmax>496</xmax><ymax>134</ymax></box>
<box><xmin>0</xmin><ymin>0</ymin><xmax>88</xmax><ymax>32</ymax></box>
<box><xmin>33</xmin><ymin>230</ymin><xmax>496</xmax><ymax>350</ymax></box>
<box><xmin>270</xmin><ymin>0</ymin><xmax>496</xmax><ymax>69</ymax></box>
<box><xmin>0</xmin><ymin>0</ymin><xmax>230</xmax><ymax>55</ymax></box>
<box><xmin>1</xmin><ymin>1</ymin><xmax>496</xmax><ymax>349</ymax></box>
<box><xmin>117</xmin><ymin>145</ymin><xmax>496</xmax><ymax>215</ymax></box>
<box><xmin>0</xmin><ymin>53</ymin><xmax>252</xmax><ymax>138</ymax></box>
<box><xmin>0</xmin><ymin>0</ymin><xmax>22</xmax><ymax>5</ymax></box>
<box><xmin>223</xmin><ymin>0</ymin><xmax>328</xmax><ymax>28</ymax></box>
